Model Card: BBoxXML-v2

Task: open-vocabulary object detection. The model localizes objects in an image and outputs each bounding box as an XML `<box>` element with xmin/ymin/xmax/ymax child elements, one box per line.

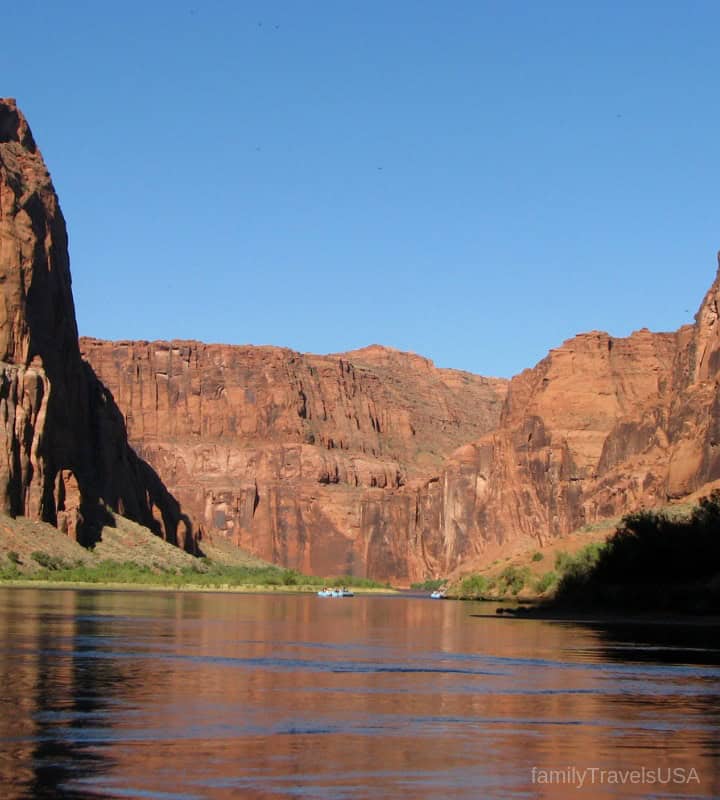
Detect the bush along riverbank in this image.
<box><xmin>410</xmin><ymin>578</ymin><xmax>448</xmax><ymax>592</ymax></box>
<box><xmin>0</xmin><ymin>556</ymin><xmax>392</xmax><ymax>593</ymax></box>
<box><xmin>447</xmin><ymin>491</ymin><xmax>720</xmax><ymax>613</ymax></box>
<box><xmin>447</xmin><ymin>546</ymin><xmax>601</xmax><ymax>601</ymax></box>
<box><xmin>547</xmin><ymin>492</ymin><xmax>720</xmax><ymax>613</ymax></box>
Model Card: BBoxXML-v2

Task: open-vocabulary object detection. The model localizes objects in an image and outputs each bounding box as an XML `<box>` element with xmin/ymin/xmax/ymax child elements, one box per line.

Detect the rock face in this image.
<box><xmin>0</xmin><ymin>98</ymin><xmax>190</xmax><ymax>547</ymax></box>
<box><xmin>400</xmin><ymin>328</ymin><xmax>681</xmax><ymax>570</ymax></box>
<box><xmin>80</xmin><ymin>338</ymin><xmax>508</xmax><ymax>577</ymax></box>
<box><xmin>83</xmin><ymin>263</ymin><xmax>720</xmax><ymax>583</ymax></box>
<box><xmin>389</xmin><ymin>261</ymin><xmax>720</xmax><ymax>577</ymax></box>
<box><xmin>5</xmin><ymin>97</ymin><xmax>720</xmax><ymax>583</ymax></box>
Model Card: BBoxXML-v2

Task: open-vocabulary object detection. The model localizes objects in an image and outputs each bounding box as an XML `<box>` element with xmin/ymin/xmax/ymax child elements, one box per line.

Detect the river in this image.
<box><xmin>0</xmin><ymin>588</ymin><xmax>717</xmax><ymax>798</ymax></box>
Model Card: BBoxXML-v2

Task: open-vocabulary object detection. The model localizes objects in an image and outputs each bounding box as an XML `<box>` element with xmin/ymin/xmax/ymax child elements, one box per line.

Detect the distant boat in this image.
<box><xmin>317</xmin><ymin>588</ymin><xmax>354</xmax><ymax>598</ymax></box>
<box><xmin>430</xmin><ymin>589</ymin><xmax>446</xmax><ymax>599</ymax></box>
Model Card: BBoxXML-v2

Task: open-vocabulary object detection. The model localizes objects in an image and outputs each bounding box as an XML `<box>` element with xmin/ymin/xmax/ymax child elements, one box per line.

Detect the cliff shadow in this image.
<box><xmin>36</xmin><ymin>359</ymin><xmax>198</xmax><ymax>554</ymax></box>
<box><xmin>80</xmin><ymin>361</ymin><xmax>198</xmax><ymax>553</ymax></box>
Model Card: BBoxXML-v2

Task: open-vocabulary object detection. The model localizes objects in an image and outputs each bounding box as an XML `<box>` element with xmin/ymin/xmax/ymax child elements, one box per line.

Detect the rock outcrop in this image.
<box><xmin>5</xmin><ymin>96</ymin><xmax>720</xmax><ymax>584</ymax></box>
<box><xmin>389</xmin><ymin>260</ymin><xmax>720</xmax><ymax>577</ymax></box>
<box><xmin>0</xmin><ymin>98</ymin><xmax>190</xmax><ymax>548</ymax></box>
<box><xmin>80</xmin><ymin>338</ymin><xmax>508</xmax><ymax>577</ymax></box>
<box><xmin>83</xmin><ymin>264</ymin><xmax>720</xmax><ymax>582</ymax></box>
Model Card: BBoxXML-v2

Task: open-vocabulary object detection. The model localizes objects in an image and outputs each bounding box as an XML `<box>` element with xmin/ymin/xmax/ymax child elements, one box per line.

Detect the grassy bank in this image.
<box><xmin>449</xmin><ymin>553</ymin><xmax>596</xmax><ymax>602</ymax></box>
<box><xmin>0</xmin><ymin>557</ymin><xmax>392</xmax><ymax>593</ymax></box>
<box><xmin>0</xmin><ymin>579</ymin><xmax>394</xmax><ymax>594</ymax></box>
<box><xmin>0</xmin><ymin>511</ymin><xmax>394</xmax><ymax>593</ymax></box>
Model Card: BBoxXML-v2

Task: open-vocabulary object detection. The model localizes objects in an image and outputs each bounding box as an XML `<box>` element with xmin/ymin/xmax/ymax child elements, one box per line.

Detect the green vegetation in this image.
<box><xmin>7</xmin><ymin>551</ymin><xmax>20</xmax><ymax>565</ymax></box>
<box><xmin>578</xmin><ymin>517</ymin><xmax>621</xmax><ymax>534</ymax></box>
<box><xmin>455</xmin><ymin>491</ymin><xmax>720</xmax><ymax>610</ymax></box>
<box><xmin>551</xmin><ymin>492</ymin><xmax>720</xmax><ymax>612</ymax></box>
<box><xmin>0</xmin><ymin>557</ymin><xmax>391</xmax><ymax>591</ymax></box>
<box><xmin>456</xmin><ymin>566</ymin><xmax>533</xmax><ymax>599</ymax></box>
<box><xmin>0</xmin><ymin>564</ymin><xmax>20</xmax><ymax>580</ymax></box>
<box><xmin>31</xmin><ymin>551</ymin><xmax>69</xmax><ymax>570</ymax></box>
<box><xmin>455</xmin><ymin>545</ymin><xmax>606</xmax><ymax>600</ymax></box>
<box><xmin>458</xmin><ymin>565</ymin><xmax>530</xmax><ymax>600</ymax></box>
<box><xmin>410</xmin><ymin>578</ymin><xmax>447</xmax><ymax>591</ymax></box>
<box><xmin>534</xmin><ymin>571</ymin><xmax>559</xmax><ymax>594</ymax></box>
<box><xmin>497</xmin><ymin>565</ymin><xmax>531</xmax><ymax>595</ymax></box>
<box><xmin>458</xmin><ymin>573</ymin><xmax>493</xmax><ymax>598</ymax></box>
<box><xmin>554</xmin><ymin>542</ymin><xmax>605</xmax><ymax>578</ymax></box>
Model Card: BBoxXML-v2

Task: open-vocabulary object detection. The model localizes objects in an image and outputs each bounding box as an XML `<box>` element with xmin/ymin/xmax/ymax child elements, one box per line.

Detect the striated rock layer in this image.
<box><xmin>385</xmin><ymin>261</ymin><xmax>720</xmax><ymax>579</ymax></box>
<box><xmin>5</xmin><ymin>97</ymin><xmax>720</xmax><ymax>583</ymax></box>
<box><xmin>0</xmin><ymin>98</ymin><xmax>190</xmax><ymax>547</ymax></box>
<box><xmin>80</xmin><ymin>338</ymin><xmax>508</xmax><ymax>577</ymax></box>
<box><xmin>84</xmin><ymin>263</ymin><xmax>720</xmax><ymax>583</ymax></box>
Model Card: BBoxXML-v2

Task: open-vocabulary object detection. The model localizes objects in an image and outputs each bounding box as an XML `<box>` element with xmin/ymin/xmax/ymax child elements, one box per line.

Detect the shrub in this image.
<box><xmin>0</xmin><ymin>564</ymin><xmax>20</xmax><ymax>580</ymax></box>
<box><xmin>550</xmin><ymin>494</ymin><xmax>720</xmax><ymax>611</ymax></box>
<box><xmin>410</xmin><ymin>578</ymin><xmax>447</xmax><ymax>591</ymax></box>
<box><xmin>184</xmin><ymin>561</ymin><xmax>207</xmax><ymax>575</ymax></box>
<box><xmin>31</xmin><ymin>551</ymin><xmax>67</xmax><ymax>571</ymax></box>
<box><xmin>282</xmin><ymin>569</ymin><xmax>299</xmax><ymax>586</ymax></box>
<box><xmin>593</xmin><ymin>497</ymin><xmax>720</xmax><ymax>585</ymax></box>
<box><xmin>7</xmin><ymin>551</ymin><xmax>20</xmax><ymax>565</ymax></box>
<box><xmin>554</xmin><ymin>550</ymin><xmax>572</xmax><ymax>572</ymax></box>
<box><xmin>531</xmin><ymin>552</ymin><xmax>544</xmax><ymax>562</ymax></box>
<box><xmin>2</xmin><ymin>555</ymin><xmax>390</xmax><ymax>591</ymax></box>
<box><xmin>497</xmin><ymin>565</ymin><xmax>531</xmax><ymax>595</ymax></box>
<box><xmin>459</xmin><ymin>574</ymin><xmax>490</xmax><ymax>598</ymax></box>
<box><xmin>330</xmin><ymin>574</ymin><xmax>387</xmax><ymax>589</ymax></box>
<box><xmin>534</xmin><ymin>571</ymin><xmax>558</xmax><ymax>594</ymax></box>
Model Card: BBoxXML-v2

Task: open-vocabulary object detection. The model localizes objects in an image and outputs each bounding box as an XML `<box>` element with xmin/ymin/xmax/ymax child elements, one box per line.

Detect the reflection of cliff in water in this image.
<box><xmin>569</xmin><ymin>618</ymin><xmax>720</xmax><ymax>667</ymax></box>
<box><xmin>0</xmin><ymin>590</ymin><xmax>142</xmax><ymax>799</ymax></box>
<box><xmin>573</xmin><ymin>617</ymin><xmax>720</xmax><ymax>794</ymax></box>
<box><xmin>1</xmin><ymin>590</ymin><xmax>718</xmax><ymax>799</ymax></box>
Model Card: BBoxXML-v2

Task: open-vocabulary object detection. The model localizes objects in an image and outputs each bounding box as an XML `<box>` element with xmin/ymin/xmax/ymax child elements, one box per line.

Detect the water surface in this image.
<box><xmin>0</xmin><ymin>588</ymin><xmax>717</xmax><ymax>798</ymax></box>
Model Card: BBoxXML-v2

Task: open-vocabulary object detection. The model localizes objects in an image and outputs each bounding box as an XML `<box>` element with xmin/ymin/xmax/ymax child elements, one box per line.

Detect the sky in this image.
<box><xmin>4</xmin><ymin>1</ymin><xmax>720</xmax><ymax>378</ymax></box>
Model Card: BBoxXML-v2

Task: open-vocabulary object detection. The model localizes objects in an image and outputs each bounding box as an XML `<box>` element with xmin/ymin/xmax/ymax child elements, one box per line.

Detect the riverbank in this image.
<box><xmin>0</xmin><ymin>579</ymin><xmax>396</xmax><ymax>594</ymax></box>
<box><xmin>441</xmin><ymin>491</ymin><xmax>720</xmax><ymax>614</ymax></box>
<box><xmin>0</xmin><ymin>512</ymin><xmax>393</xmax><ymax>594</ymax></box>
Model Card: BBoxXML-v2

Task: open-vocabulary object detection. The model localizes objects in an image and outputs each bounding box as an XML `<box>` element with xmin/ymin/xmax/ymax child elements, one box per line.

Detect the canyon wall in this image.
<box><xmin>388</xmin><ymin>263</ymin><xmax>720</xmax><ymax>577</ymax></box>
<box><xmin>80</xmin><ymin>339</ymin><xmax>508</xmax><ymax>578</ymax></box>
<box><xmin>5</xmin><ymin>96</ymin><xmax>720</xmax><ymax>583</ymax></box>
<box><xmin>82</xmin><ymin>262</ymin><xmax>720</xmax><ymax>582</ymax></box>
<box><xmin>0</xmin><ymin>98</ymin><xmax>190</xmax><ymax>548</ymax></box>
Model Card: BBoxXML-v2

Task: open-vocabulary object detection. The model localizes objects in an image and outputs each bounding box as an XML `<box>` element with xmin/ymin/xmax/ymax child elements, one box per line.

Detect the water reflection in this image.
<box><xmin>0</xmin><ymin>589</ymin><xmax>717</xmax><ymax>799</ymax></box>
<box><xmin>0</xmin><ymin>591</ymin><xmax>126</xmax><ymax>798</ymax></box>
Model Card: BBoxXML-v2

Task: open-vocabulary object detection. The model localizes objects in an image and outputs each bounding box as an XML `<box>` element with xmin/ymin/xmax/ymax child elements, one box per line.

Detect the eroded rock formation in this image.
<box><xmin>80</xmin><ymin>338</ymin><xmax>508</xmax><ymax>576</ymax></box>
<box><xmin>5</xmin><ymin>96</ymin><xmax>720</xmax><ymax>583</ymax></box>
<box><xmin>386</xmin><ymin>262</ymin><xmax>720</xmax><ymax>578</ymax></box>
<box><xmin>83</xmin><ymin>265</ymin><xmax>720</xmax><ymax>582</ymax></box>
<box><xmin>0</xmin><ymin>98</ymin><xmax>190</xmax><ymax>547</ymax></box>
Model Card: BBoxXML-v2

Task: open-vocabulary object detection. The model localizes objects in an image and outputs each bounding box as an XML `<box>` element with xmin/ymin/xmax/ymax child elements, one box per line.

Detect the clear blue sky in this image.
<box><xmin>5</xmin><ymin>1</ymin><xmax>720</xmax><ymax>377</ymax></box>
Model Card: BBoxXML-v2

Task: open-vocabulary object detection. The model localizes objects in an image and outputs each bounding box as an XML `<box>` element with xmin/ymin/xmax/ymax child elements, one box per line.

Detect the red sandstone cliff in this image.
<box><xmin>80</xmin><ymin>338</ymin><xmax>508</xmax><ymax>577</ymax></box>
<box><xmin>0</xmin><ymin>98</ymin><xmax>189</xmax><ymax>547</ymax></box>
<box><xmin>83</xmin><ymin>265</ymin><xmax>720</xmax><ymax>582</ymax></box>
<box><xmin>5</xmin><ymin>97</ymin><xmax>720</xmax><ymax>584</ymax></box>
<box><xmin>399</xmin><ymin>261</ymin><xmax>720</xmax><ymax>577</ymax></box>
